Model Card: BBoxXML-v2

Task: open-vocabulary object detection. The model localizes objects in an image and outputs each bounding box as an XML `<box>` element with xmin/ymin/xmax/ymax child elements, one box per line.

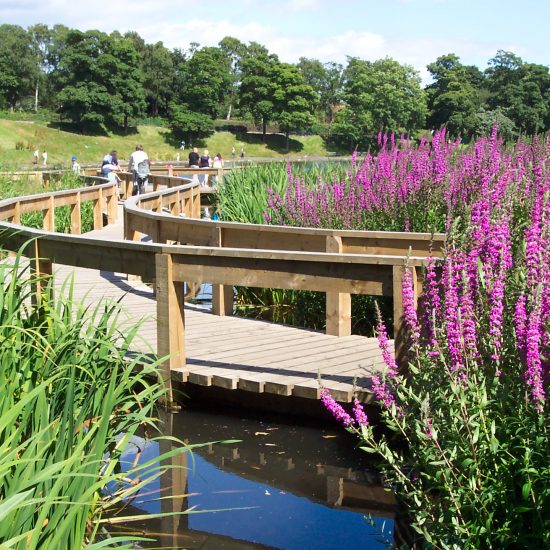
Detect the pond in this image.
<box><xmin>110</xmin><ymin>407</ymin><xmax>398</xmax><ymax>549</ymax></box>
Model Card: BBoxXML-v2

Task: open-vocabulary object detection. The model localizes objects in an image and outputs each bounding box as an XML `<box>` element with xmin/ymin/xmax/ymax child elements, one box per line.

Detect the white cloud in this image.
<box><xmin>0</xmin><ymin>0</ymin><xmax>528</xmax><ymax>79</ymax></box>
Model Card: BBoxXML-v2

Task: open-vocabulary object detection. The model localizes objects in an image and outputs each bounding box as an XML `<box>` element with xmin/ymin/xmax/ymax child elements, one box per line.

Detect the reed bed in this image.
<box><xmin>0</xmin><ymin>245</ymin><xmax>193</xmax><ymax>548</ymax></box>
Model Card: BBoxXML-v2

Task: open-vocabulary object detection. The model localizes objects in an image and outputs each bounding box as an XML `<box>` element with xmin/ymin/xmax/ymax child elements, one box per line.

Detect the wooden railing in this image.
<box><xmin>124</xmin><ymin>181</ymin><xmax>445</xmax><ymax>338</ymax></box>
<box><xmin>0</xmin><ymin>173</ymin><xmax>444</xmax><ymax>405</ymax></box>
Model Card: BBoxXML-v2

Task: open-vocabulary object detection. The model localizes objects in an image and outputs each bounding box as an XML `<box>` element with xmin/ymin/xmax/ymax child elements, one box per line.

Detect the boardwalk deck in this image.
<box><xmin>51</xmin><ymin>212</ymin><xmax>389</xmax><ymax>403</ymax></box>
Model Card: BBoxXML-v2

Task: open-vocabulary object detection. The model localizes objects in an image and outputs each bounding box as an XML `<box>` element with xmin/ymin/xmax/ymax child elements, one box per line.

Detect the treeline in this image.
<box><xmin>1</xmin><ymin>23</ymin><xmax>549</xmax><ymax>149</ymax></box>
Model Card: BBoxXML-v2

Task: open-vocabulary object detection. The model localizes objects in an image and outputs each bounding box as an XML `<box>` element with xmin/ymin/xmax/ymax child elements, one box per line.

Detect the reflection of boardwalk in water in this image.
<box><xmin>110</xmin><ymin>410</ymin><xmax>397</xmax><ymax>549</ymax></box>
<box><xmin>52</xmin><ymin>217</ymin><xmax>389</xmax><ymax>404</ymax></box>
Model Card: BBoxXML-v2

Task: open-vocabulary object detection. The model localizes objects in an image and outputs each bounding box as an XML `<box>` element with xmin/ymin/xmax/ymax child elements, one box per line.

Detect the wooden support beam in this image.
<box><xmin>70</xmin><ymin>193</ymin><xmax>81</xmax><ymax>234</ymax></box>
<box><xmin>210</xmin><ymin>226</ymin><xmax>234</xmax><ymax>316</ymax></box>
<box><xmin>42</xmin><ymin>196</ymin><xmax>55</xmax><ymax>232</ymax></box>
<box><xmin>107</xmin><ymin>190</ymin><xmax>117</xmax><ymax>224</ymax></box>
<box><xmin>156</xmin><ymin>253</ymin><xmax>186</xmax><ymax>406</ymax></box>
<box><xmin>93</xmin><ymin>188</ymin><xmax>103</xmax><ymax>230</ymax></box>
<box><xmin>326</xmin><ymin>236</ymin><xmax>351</xmax><ymax>336</ymax></box>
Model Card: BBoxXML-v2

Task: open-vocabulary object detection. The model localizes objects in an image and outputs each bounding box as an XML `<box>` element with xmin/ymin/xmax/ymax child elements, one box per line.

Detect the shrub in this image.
<box><xmin>322</xmin><ymin>129</ymin><xmax>549</xmax><ymax>548</ymax></box>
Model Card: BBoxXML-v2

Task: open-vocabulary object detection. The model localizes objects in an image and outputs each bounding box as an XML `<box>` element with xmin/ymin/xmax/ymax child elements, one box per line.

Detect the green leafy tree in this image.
<box><xmin>331</xmin><ymin>57</ymin><xmax>426</xmax><ymax>149</ymax></box>
<box><xmin>53</xmin><ymin>30</ymin><xmax>145</xmax><ymax>133</ymax></box>
<box><xmin>272</xmin><ymin>63</ymin><xmax>318</xmax><ymax>150</ymax></box>
<box><xmin>0</xmin><ymin>24</ymin><xmax>38</xmax><ymax>110</ymax></box>
<box><xmin>297</xmin><ymin>58</ymin><xmax>344</xmax><ymax>122</ymax></box>
<box><xmin>239</xmin><ymin>47</ymin><xmax>279</xmax><ymax>141</ymax></box>
<box><xmin>426</xmin><ymin>53</ymin><xmax>484</xmax><ymax>137</ymax></box>
<box><xmin>28</xmin><ymin>23</ymin><xmax>52</xmax><ymax>112</ymax></box>
<box><xmin>219</xmin><ymin>36</ymin><xmax>247</xmax><ymax>119</ymax></box>
<box><xmin>177</xmin><ymin>46</ymin><xmax>231</xmax><ymax>118</ymax></box>
<box><xmin>168</xmin><ymin>103</ymin><xmax>214</xmax><ymax>143</ymax></box>
<box><xmin>485</xmin><ymin>51</ymin><xmax>550</xmax><ymax>134</ymax></box>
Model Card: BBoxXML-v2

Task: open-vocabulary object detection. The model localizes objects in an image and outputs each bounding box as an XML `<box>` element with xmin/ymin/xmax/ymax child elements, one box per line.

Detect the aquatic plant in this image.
<box><xmin>322</xmin><ymin>131</ymin><xmax>549</xmax><ymax>547</ymax></box>
<box><xmin>0</xmin><ymin>245</ymin><xmax>191</xmax><ymax>548</ymax></box>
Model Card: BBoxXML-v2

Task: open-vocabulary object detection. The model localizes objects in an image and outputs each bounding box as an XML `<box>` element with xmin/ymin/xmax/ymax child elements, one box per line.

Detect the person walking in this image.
<box><xmin>231</xmin><ymin>146</ymin><xmax>236</xmax><ymax>159</ymax></box>
<box><xmin>188</xmin><ymin>147</ymin><xmax>199</xmax><ymax>168</ymax></box>
<box><xmin>42</xmin><ymin>150</ymin><xmax>48</xmax><ymax>167</ymax></box>
<box><xmin>240</xmin><ymin>147</ymin><xmax>245</xmax><ymax>159</ymax></box>
<box><xmin>71</xmin><ymin>156</ymin><xmax>80</xmax><ymax>174</ymax></box>
<box><xmin>128</xmin><ymin>145</ymin><xmax>150</xmax><ymax>195</ymax></box>
<box><xmin>199</xmin><ymin>149</ymin><xmax>211</xmax><ymax>187</ymax></box>
<box><xmin>33</xmin><ymin>149</ymin><xmax>39</xmax><ymax>165</ymax></box>
<box><xmin>212</xmin><ymin>153</ymin><xmax>224</xmax><ymax>186</ymax></box>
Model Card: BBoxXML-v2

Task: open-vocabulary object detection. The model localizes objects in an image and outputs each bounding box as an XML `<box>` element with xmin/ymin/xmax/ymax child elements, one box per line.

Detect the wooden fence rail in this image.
<box><xmin>0</xmin><ymin>173</ymin><xmax>443</xmax><ymax>405</ymax></box>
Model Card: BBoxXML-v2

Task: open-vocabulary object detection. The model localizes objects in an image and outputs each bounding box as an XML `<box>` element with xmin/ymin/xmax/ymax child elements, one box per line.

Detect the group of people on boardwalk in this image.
<box><xmin>99</xmin><ymin>145</ymin><xmax>150</xmax><ymax>196</ymax></box>
<box><xmin>188</xmin><ymin>147</ymin><xmax>224</xmax><ymax>186</ymax></box>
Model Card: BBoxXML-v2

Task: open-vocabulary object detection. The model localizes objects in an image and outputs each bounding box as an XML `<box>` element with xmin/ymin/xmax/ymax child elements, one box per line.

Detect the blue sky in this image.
<box><xmin>0</xmin><ymin>0</ymin><xmax>548</xmax><ymax>79</ymax></box>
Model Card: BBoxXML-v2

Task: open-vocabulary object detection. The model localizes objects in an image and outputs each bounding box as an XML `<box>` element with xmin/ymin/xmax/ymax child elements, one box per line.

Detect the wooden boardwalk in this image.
<box><xmin>52</xmin><ymin>212</ymin><xmax>388</xmax><ymax>403</ymax></box>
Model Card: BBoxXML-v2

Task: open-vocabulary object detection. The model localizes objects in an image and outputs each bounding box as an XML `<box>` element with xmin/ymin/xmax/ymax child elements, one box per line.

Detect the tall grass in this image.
<box><xmin>0</xmin><ymin>172</ymin><xmax>95</xmax><ymax>233</ymax></box>
<box><xmin>0</xmin><ymin>244</ymin><xmax>191</xmax><ymax>548</ymax></box>
<box><xmin>218</xmin><ymin>162</ymin><xmax>389</xmax><ymax>334</ymax></box>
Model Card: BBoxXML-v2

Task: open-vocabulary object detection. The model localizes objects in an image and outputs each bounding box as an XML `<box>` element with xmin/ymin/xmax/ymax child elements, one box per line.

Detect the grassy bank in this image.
<box><xmin>0</xmin><ymin>119</ymin><xmax>330</xmax><ymax>170</ymax></box>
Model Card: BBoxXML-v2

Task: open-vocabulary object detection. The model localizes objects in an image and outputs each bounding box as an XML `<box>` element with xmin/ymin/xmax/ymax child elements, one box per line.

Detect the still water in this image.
<box><xmin>111</xmin><ymin>407</ymin><xmax>397</xmax><ymax>549</ymax></box>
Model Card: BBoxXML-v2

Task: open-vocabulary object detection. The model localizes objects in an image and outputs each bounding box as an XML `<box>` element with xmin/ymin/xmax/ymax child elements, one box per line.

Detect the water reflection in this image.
<box><xmin>112</xmin><ymin>409</ymin><xmax>397</xmax><ymax>549</ymax></box>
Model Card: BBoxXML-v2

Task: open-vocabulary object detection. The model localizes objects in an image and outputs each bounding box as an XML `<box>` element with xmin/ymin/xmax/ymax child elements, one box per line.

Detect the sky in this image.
<box><xmin>1</xmin><ymin>0</ymin><xmax>548</xmax><ymax>80</ymax></box>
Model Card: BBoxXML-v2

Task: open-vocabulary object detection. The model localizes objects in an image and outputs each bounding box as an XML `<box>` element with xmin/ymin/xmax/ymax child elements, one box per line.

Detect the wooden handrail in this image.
<box><xmin>0</xmin><ymin>173</ymin><xmax>438</xmax><ymax>404</ymax></box>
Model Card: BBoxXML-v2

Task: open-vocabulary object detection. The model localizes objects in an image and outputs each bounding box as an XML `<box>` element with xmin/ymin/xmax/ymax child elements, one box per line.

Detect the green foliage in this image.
<box><xmin>176</xmin><ymin>46</ymin><xmax>232</xmax><ymax>118</ymax></box>
<box><xmin>168</xmin><ymin>103</ymin><xmax>215</xmax><ymax>143</ymax></box>
<box><xmin>485</xmin><ymin>50</ymin><xmax>550</xmax><ymax>135</ymax></box>
<box><xmin>54</xmin><ymin>30</ymin><xmax>145</xmax><ymax>133</ymax></box>
<box><xmin>0</xmin><ymin>25</ymin><xmax>38</xmax><ymax>110</ymax></box>
<box><xmin>0</xmin><ymin>247</ymin><xmax>192</xmax><ymax>548</ymax></box>
<box><xmin>331</xmin><ymin>57</ymin><xmax>427</xmax><ymax>150</ymax></box>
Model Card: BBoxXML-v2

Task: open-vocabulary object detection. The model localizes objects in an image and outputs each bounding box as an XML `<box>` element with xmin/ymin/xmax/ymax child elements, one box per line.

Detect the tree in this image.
<box><xmin>53</xmin><ymin>30</ymin><xmax>145</xmax><ymax>133</ymax></box>
<box><xmin>28</xmin><ymin>23</ymin><xmax>52</xmax><ymax>112</ymax></box>
<box><xmin>426</xmin><ymin>53</ymin><xmax>483</xmax><ymax>136</ymax></box>
<box><xmin>168</xmin><ymin>103</ymin><xmax>214</xmax><ymax>143</ymax></box>
<box><xmin>485</xmin><ymin>51</ymin><xmax>550</xmax><ymax>134</ymax></box>
<box><xmin>0</xmin><ymin>25</ymin><xmax>38</xmax><ymax>110</ymax></box>
<box><xmin>297</xmin><ymin>58</ymin><xmax>344</xmax><ymax>122</ymax></box>
<box><xmin>272</xmin><ymin>63</ymin><xmax>318</xmax><ymax>150</ymax></box>
<box><xmin>239</xmin><ymin>48</ymin><xmax>280</xmax><ymax>141</ymax></box>
<box><xmin>177</xmin><ymin>46</ymin><xmax>231</xmax><ymax>118</ymax></box>
<box><xmin>331</xmin><ymin>57</ymin><xmax>426</xmax><ymax>149</ymax></box>
<box><xmin>219</xmin><ymin>36</ymin><xmax>246</xmax><ymax>119</ymax></box>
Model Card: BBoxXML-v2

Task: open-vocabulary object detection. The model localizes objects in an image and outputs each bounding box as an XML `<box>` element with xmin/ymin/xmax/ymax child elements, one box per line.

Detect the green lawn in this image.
<box><xmin>0</xmin><ymin>119</ymin><xmax>331</xmax><ymax>170</ymax></box>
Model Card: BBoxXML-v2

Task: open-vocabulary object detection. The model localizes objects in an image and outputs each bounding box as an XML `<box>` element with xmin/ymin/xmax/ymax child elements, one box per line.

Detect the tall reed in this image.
<box><xmin>0</xmin><ymin>244</ymin><xmax>190</xmax><ymax>548</ymax></box>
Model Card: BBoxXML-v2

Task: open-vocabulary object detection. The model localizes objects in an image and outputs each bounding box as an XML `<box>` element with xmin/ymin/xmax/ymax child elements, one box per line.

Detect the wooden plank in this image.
<box><xmin>155</xmin><ymin>253</ymin><xmax>186</xmax><ymax>405</ymax></box>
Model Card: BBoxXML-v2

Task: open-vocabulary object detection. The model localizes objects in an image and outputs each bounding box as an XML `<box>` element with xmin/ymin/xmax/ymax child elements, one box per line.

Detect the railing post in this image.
<box><xmin>171</xmin><ymin>190</ymin><xmax>181</xmax><ymax>215</ymax></box>
<box><xmin>325</xmin><ymin>236</ymin><xmax>351</xmax><ymax>336</ymax></box>
<box><xmin>193</xmin><ymin>185</ymin><xmax>201</xmax><ymax>218</ymax></box>
<box><xmin>12</xmin><ymin>202</ymin><xmax>20</xmax><ymax>225</ymax></box>
<box><xmin>107</xmin><ymin>189</ymin><xmax>118</xmax><ymax>224</ymax></box>
<box><xmin>217</xmin><ymin>167</ymin><xmax>223</xmax><ymax>186</ymax></box>
<box><xmin>393</xmin><ymin>264</ymin><xmax>419</xmax><ymax>371</ymax></box>
<box><xmin>210</xmin><ymin>226</ymin><xmax>234</xmax><ymax>316</ymax></box>
<box><xmin>156</xmin><ymin>253</ymin><xmax>185</xmax><ymax>407</ymax></box>
<box><xmin>93</xmin><ymin>188</ymin><xmax>103</xmax><ymax>230</ymax></box>
<box><xmin>43</xmin><ymin>196</ymin><xmax>55</xmax><ymax>232</ymax></box>
<box><xmin>71</xmin><ymin>192</ymin><xmax>81</xmax><ymax>234</ymax></box>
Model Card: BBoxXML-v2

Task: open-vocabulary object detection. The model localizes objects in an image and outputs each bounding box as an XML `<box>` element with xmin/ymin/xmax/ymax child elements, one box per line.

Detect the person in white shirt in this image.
<box><xmin>42</xmin><ymin>150</ymin><xmax>48</xmax><ymax>166</ymax></box>
<box><xmin>71</xmin><ymin>156</ymin><xmax>80</xmax><ymax>174</ymax></box>
<box><xmin>128</xmin><ymin>145</ymin><xmax>150</xmax><ymax>195</ymax></box>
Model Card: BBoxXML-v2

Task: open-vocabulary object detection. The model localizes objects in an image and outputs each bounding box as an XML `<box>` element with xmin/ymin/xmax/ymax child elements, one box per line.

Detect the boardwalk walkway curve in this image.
<box><xmin>0</xmin><ymin>169</ymin><xmax>445</xmax><ymax>406</ymax></box>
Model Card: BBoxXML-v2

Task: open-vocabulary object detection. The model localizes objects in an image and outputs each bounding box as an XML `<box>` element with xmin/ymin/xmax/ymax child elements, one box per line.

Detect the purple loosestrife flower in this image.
<box><xmin>376</xmin><ymin>315</ymin><xmax>399</xmax><ymax>378</ymax></box>
<box><xmin>371</xmin><ymin>374</ymin><xmax>397</xmax><ymax>410</ymax></box>
<box><xmin>320</xmin><ymin>388</ymin><xmax>355</xmax><ymax>427</ymax></box>
<box><xmin>402</xmin><ymin>268</ymin><xmax>421</xmax><ymax>346</ymax></box>
<box><xmin>352</xmin><ymin>399</ymin><xmax>369</xmax><ymax>426</ymax></box>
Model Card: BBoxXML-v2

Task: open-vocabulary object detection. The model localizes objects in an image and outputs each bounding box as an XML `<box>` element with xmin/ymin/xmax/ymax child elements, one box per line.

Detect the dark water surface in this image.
<box><xmin>112</xmin><ymin>408</ymin><xmax>396</xmax><ymax>549</ymax></box>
